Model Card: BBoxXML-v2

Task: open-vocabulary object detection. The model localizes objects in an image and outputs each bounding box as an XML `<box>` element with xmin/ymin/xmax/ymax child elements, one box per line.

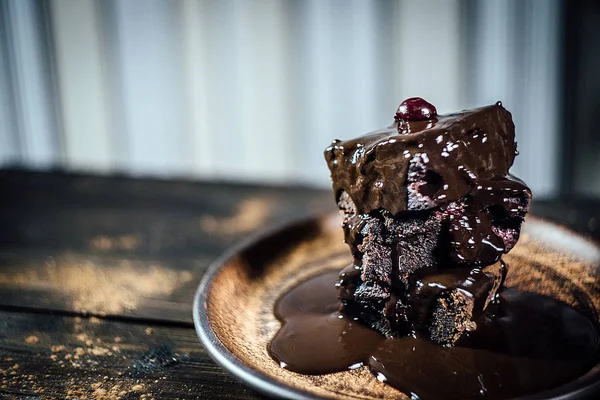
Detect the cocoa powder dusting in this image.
<box><xmin>24</xmin><ymin>336</ymin><xmax>39</xmax><ymax>345</ymax></box>
<box><xmin>0</xmin><ymin>254</ymin><xmax>194</xmax><ymax>314</ymax></box>
<box><xmin>200</xmin><ymin>198</ymin><xmax>273</xmax><ymax>235</ymax></box>
<box><xmin>89</xmin><ymin>234</ymin><xmax>142</xmax><ymax>252</ymax></box>
<box><xmin>64</xmin><ymin>380</ymin><xmax>151</xmax><ymax>400</ymax></box>
<box><xmin>505</xmin><ymin>232</ymin><xmax>600</xmax><ymax>313</ymax></box>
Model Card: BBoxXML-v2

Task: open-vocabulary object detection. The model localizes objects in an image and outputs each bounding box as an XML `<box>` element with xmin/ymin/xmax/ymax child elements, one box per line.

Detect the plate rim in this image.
<box><xmin>193</xmin><ymin>215</ymin><xmax>322</xmax><ymax>399</ymax></box>
<box><xmin>193</xmin><ymin>213</ymin><xmax>600</xmax><ymax>400</ymax></box>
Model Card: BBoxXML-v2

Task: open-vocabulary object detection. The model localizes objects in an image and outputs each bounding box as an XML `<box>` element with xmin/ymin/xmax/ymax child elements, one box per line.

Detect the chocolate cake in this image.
<box><xmin>268</xmin><ymin>98</ymin><xmax>599</xmax><ymax>398</ymax></box>
<box><xmin>325</xmin><ymin>98</ymin><xmax>531</xmax><ymax>345</ymax></box>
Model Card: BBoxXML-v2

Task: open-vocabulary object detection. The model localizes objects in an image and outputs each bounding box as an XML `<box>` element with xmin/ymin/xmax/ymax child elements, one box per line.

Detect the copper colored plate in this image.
<box><xmin>193</xmin><ymin>214</ymin><xmax>600</xmax><ymax>399</ymax></box>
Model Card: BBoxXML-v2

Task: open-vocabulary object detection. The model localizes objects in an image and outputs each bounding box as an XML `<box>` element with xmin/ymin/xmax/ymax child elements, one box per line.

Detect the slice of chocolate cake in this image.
<box><xmin>326</xmin><ymin>98</ymin><xmax>531</xmax><ymax>345</ymax></box>
<box><xmin>324</xmin><ymin>100</ymin><xmax>519</xmax><ymax>216</ymax></box>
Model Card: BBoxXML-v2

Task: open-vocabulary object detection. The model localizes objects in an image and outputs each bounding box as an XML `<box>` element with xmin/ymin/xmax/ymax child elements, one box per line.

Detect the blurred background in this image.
<box><xmin>0</xmin><ymin>0</ymin><xmax>598</xmax><ymax>198</ymax></box>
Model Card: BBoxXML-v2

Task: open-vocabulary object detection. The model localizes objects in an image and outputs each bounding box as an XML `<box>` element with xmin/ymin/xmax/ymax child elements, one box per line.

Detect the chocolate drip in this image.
<box><xmin>269</xmin><ymin>271</ymin><xmax>600</xmax><ymax>399</ymax></box>
<box><xmin>273</xmin><ymin>101</ymin><xmax>551</xmax><ymax>396</ymax></box>
<box><xmin>324</xmin><ymin>104</ymin><xmax>518</xmax><ymax>216</ymax></box>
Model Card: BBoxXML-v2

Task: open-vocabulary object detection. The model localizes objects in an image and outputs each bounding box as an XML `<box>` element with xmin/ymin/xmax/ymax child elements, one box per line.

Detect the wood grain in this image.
<box><xmin>0</xmin><ymin>169</ymin><xmax>598</xmax><ymax>399</ymax></box>
<box><xmin>0</xmin><ymin>169</ymin><xmax>334</xmax><ymax>323</ymax></box>
<box><xmin>201</xmin><ymin>216</ymin><xmax>600</xmax><ymax>399</ymax></box>
<box><xmin>0</xmin><ymin>169</ymin><xmax>333</xmax><ymax>398</ymax></box>
<box><xmin>0</xmin><ymin>310</ymin><xmax>262</xmax><ymax>399</ymax></box>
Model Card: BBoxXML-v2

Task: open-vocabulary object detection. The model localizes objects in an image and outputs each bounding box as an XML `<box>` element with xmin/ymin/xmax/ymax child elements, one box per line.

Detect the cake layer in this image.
<box><xmin>327</xmin><ymin>99</ymin><xmax>531</xmax><ymax>346</ymax></box>
<box><xmin>338</xmin><ymin>177</ymin><xmax>530</xmax><ymax>276</ymax></box>
<box><xmin>334</xmin><ymin>176</ymin><xmax>528</xmax><ymax>344</ymax></box>
<box><xmin>443</xmin><ymin>176</ymin><xmax>531</xmax><ymax>266</ymax></box>
<box><xmin>408</xmin><ymin>262</ymin><xmax>506</xmax><ymax>344</ymax></box>
<box><xmin>324</xmin><ymin>103</ymin><xmax>517</xmax><ymax>215</ymax></box>
<box><xmin>337</xmin><ymin>260</ymin><xmax>506</xmax><ymax>345</ymax></box>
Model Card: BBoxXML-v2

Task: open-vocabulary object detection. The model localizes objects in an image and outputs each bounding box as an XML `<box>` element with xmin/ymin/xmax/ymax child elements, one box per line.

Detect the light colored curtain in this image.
<box><xmin>0</xmin><ymin>0</ymin><xmax>560</xmax><ymax>197</ymax></box>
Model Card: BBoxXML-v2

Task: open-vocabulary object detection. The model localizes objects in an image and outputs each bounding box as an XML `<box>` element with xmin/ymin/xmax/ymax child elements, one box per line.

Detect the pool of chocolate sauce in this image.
<box><xmin>268</xmin><ymin>271</ymin><xmax>600</xmax><ymax>400</ymax></box>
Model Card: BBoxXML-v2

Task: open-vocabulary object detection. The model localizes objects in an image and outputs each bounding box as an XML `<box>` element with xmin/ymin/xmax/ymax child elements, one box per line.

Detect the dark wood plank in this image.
<box><xmin>531</xmin><ymin>200</ymin><xmax>600</xmax><ymax>242</ymax></box>
<box><xmin>0</xmin><ymin>311</ymin><xmax>263</xmax><ymax>399</ymax></box>
<box><xmin>0</xmin><ymin>170</ymin><xmax>598</xmax><ymax>400</ymax></box>
<box><xmin>0</xmin><ymin>169</ymin><xmax>335</xmax><ymax>322</ymax></box>
<box><xmin>0</xmin><ymin>169</ymin><xmax>334</xmax><ymax>259</ymax></box>
<box><xmin>0</xmin><ymin>170</ymin><xmax>598</xmax><ymax>324</ymax></box>
<box><xmin>0</xmin><ymin>171</ymin><xmax>598</xmax><ymax>326</ymax></box>
<box><xmin>0</xmin><ymin>252</ymin><xmax>205</xmax><ymax>322</ymax></box>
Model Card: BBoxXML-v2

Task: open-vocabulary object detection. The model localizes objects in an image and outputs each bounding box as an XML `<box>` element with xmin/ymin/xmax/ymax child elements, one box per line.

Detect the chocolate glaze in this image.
<box><xmin>328</xmin><ymin>102</ymin><xmax>531</xmax><ymax>341</ymax></box>
<box><xmin>337</xmin><ymin>260</ymin><xmax>507</xmax><ymax>344</ymax></box>
<box><xmin>407</xmin><ymin>261</ymin><xmax>506</xmax><ymax>336</ymax></box>
<box><xmin>333</xmin><ymin>178</ymin><xmax>528</xmax><ymax>342</ymax></box>
<box><xmin>339</xmin><ymin>176</ymin><xmax>529</xmax><ymax>272</ymax></box>
<box><xmin>269</xmin><ymin>271</ymin><xmax>600</xmax><ymax>399</ymax></box>
<box><xmin>440</xmin><ymin>175</ymin><xmax>530</xmax><ymax>266</ymax></box>
<box><xmin>324</xmin><ymin>103</ymin><xmax>519</xmax><ymax>216</ymax></box>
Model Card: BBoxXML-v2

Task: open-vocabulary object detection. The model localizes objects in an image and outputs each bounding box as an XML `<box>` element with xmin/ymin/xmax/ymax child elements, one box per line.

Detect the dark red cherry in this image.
<box><xmin>395</xmin><ymin>97</ymin><xmax>437</xmax><ymax>121</ymax></box>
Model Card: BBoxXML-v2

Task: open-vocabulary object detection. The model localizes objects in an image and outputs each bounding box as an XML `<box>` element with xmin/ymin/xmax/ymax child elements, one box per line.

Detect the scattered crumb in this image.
<box><xmin>114</xmin><ymin>337</ymin><xmax>122</xmax><ymax>343</ymax></box>
<box><xmin>91</xmin><ymin>382</ymin><xmax>102</xmax><ymax>390</ymax></box>
<box><xmin>65</xmin><ymin>387</ymin><xmax>85</xmax><ymax>398</ymax></box>
<box><xmin>145</xmin><ymin>328</ymin><xmax>154</xmax><ymax>335</ymax></box>
<box><xmin>51</xmin><ymin>345</ymin><xmax>66</xmax><ymax>352</ymax></box>
<box><xmin>88</xmin><ymin>347</ymin><xmax>111</xmax><ymax>356</ymax></box>
<box><xmin>24</xmin><ymin>335</ymin><xmax>39</xmax><ymax>344</ymax></box>
<box><xmin>76</xmin><ymin>333</ymin><xmax>88</xmax><ymax>342</ymax></box>
<box><xmin>74</xmin><ymin>347</ymin><xmax>86</xmax><ymax>357</ymax></box>
<box><xmin>89</xmin><ymin>316</ymin><xmax>102</xmax><ymax>324</ymax></box>
<box><xmin>90</xmin><ymin>234</ymin><xmax>141</xmax><ymax>252</ymax></box>
<box><xmin>131</xmin><ymin>384</ymin><xmax>144</xmax><ymax>392</ymax></box>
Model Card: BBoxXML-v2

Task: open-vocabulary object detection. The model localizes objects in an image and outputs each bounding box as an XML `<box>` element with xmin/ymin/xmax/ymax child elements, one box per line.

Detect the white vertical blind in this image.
<box><xmin>394</xmin><ymin>0</ymin><xmax>462</xmax><ymax>112</ymax></box>
<box><xmin>181</xmin><ymin>0</ymin><xmax>213</xmax><ymax>177</ymax></box>
<box><xmin>303</xmin><ymin>0</ymin><xmax>356</xmax><ymax>183</ymax></box>
<box><xmin>0</xmin><ymin>0</ymin><xmax>561</xmax><ymax>196</ymax></box>
<box><xmin>233</xmin><ymin>0</ymin><xmax>291</xmax><ymax>181</ymax></box>
<box><xmin>519</xmin><ymin>0</ymin><xmax>560</xmax><ymax>197</ymax></box>
<box><xmin>184</xmin><ymin>0</ymin><xmax>247</xmax><ymax>178</ymax></box>
<box><xmin>1</xmin><ymin>0</ymin><xmax>58</xmax><ymax>167</ymax></box>
<box><xmin>111</xmin><ymin>0</ymin><xmax>191</xmax><ymax>176</ymax></box>
<box><xmin>470</xmin><ymin>0</ymin><xmax>560</xmax><ymax>197</ymax></box>
<box><xmin>50</xmin><ymin>0</ymin><xmax>113</xmax><ymax>171</ymax></box>
<box><xmin>0</xmin><ymin>1</ymin><xmax>20</xmax><ymax>165</ymax></box>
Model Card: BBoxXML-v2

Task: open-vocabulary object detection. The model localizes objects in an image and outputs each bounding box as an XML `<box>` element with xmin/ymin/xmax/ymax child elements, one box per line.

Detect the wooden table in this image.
<box><xmin>0</xmin><ymin>169</ymin><xmax>598</xmax><ymax>400</ymax></box>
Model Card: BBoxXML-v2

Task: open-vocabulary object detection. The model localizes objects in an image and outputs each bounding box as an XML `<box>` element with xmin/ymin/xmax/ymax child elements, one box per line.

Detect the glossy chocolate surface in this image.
<box><xmin>269</xmin><ymin>271</ymin><xmax>600</xmax><ymax>399</ymax></box>
<box><xmin>406</xmin><ymin>261</ymin><xmax>506</xmax><ymax>332</ymax></box>
<box><xmin>324</xmin><ymin>103</ymin><xmax>518</xmax><ymax>216</ymax></box>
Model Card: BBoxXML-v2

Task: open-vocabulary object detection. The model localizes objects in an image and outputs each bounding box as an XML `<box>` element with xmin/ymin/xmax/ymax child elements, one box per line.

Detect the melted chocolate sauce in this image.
<box><xmin>324</xmin><ymin>104</ymin><xmax>521</xmax><ymax>216</ymax></box>
<box><xmin>269</xmin><ymin>271</ymin><xmax>600</xmax><ymax>399</ymax></box>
